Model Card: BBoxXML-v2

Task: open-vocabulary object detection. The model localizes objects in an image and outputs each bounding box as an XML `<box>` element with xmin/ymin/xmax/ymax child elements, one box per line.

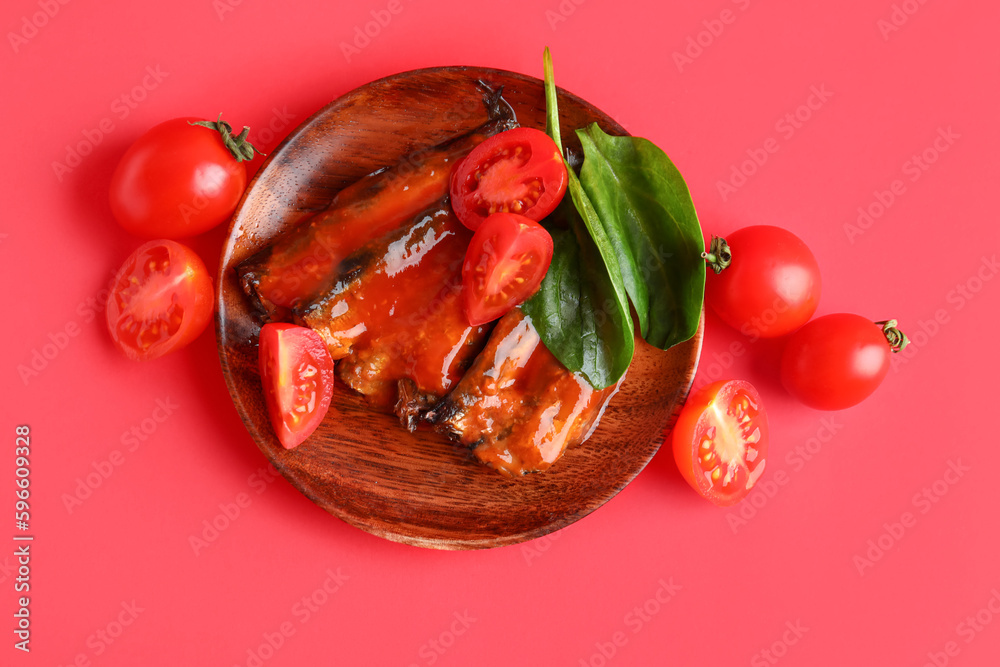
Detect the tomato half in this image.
<box><xmin>705</xmin><ymin>226</ymin><xmax>821</xmax><ymax>339</ymax></box>
<box><xmin>781</xmin><ymin>314</ymin><xmax>905</xmax><ymax>410</ymax></box>
<box><xmin>106</xmin><ymin>240</ymin><xmax>214</xmax><ymax>361</ymax></box>
<box><xmin>462</xmin><ymin>212</ymin><xmax>554</xmax><ymax>326</ymax></box>
<box><xmin>672</xmin><ymin>380</ymin><xmax>769</xmax><ymax>507</ymax></box>
<box><xmin>450</xmin><ymin>127</ymin><xmax>567</xmax><ymax>231</ymax></box>
<box><xmin>258</xmin><ymin>324</ymin><xmax>335</xmax><ymax>450</ymax></box>
<box><xmin>109</xmin><ymin>116</ymin><xmax>259</xmax><ymax>238</ymax></box>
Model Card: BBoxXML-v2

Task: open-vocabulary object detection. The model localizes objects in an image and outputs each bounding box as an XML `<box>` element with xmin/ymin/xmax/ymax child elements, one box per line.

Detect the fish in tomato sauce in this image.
<box><xmin>426</xmin><ymin>308</ymin><xmax>622</xmax><ymax>476</ymax></box>
<box><xmin>296</xmin><ymin>199</ymin><xmax>492</xmax><ymax>428</ymax></box>
<box><xmin>238</xmin><ymin>84</ymin><xmax>516</xmax><ymax>321</ymax></box>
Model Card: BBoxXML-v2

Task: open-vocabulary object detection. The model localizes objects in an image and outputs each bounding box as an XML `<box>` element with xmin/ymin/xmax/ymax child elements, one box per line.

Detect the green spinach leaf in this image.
<box><xmin>577</xmin><ymin>123</ymin><xmax>705</xmax><ymax>350</ymax></box>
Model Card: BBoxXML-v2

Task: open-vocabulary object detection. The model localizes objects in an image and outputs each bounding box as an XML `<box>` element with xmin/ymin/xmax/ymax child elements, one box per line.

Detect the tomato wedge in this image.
<box><xmin>671</xmin><ymin>380</ymin><xmax>769</xmax><ymax>507</ymax></box>
<box><xmin>106</xmin><ymin>240</ymin><xmax>214</xmax><ymax>361</ymax></box>
<box><xmin>450</xmin><ymin>127</ymin><xmax>567</xmax><ymax>231</ymax></box>
<box><xmin>258</xmin><ymin>323</ymin><xmax>335</xmax><ymax>450</ymax></box>
<box><xmin>462</xmin><ymin>212</ymin><xmax>554</xmax><ymax>326</ymax></box>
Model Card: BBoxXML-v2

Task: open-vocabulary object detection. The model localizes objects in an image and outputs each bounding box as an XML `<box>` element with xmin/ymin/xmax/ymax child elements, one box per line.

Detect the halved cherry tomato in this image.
<box><xmin>462</xmin><ymin>212</ymin><xmax>554</xmax><ymax>326</ymax></box>
<box><xmin>781</xmin><ymin>314</ymin><xmax>906</xmax><ymax>410</ymax></box>
<box><xmin>671</xmin><ymin>380</ymin><xmax>769</xmax><ymax>507</ymax></box>
<box><xmin>106</xmin><ymin>240</ymin><xmax>214</xmax><ymax>360</ymax></box>
<box><xmin>109</xmin><ymin>116</ymin><xmax>260</xmax><ymax>239</ymax></box>
<box><xmin>705</xmin><ymin>226</ymin><xmax>821</xmax><ymax>339</ymax></box>
<box><xmin>450</xmin><ymin>127</ymin><xmax>567</xmax><ymax>231</ymax></box>
<box><xmin>258</xmin><ymin>324</ymin><xmax>335</xmax><ymax>450</ymax></box>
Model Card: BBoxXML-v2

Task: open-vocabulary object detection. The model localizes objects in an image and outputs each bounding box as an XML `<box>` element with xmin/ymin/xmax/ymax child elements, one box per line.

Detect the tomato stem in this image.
<box><xmin>190</xmin><ymin>114</ymin><xmax>265</xmax><ymax>163</ymax></box>
<box><xmin>701</xmin><ymin>236</ymin><xmax>732</xmax><ymax>274</ymax></box>
<box><xmin>875</xmin><ymin>319</ymin><xmax>909</xmax><ymax>352</ymax></box>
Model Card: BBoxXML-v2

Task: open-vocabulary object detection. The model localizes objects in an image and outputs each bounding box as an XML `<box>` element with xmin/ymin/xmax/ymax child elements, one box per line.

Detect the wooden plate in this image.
<box><xmin>216</xmin><ymin>67</ymin><xmax>703</xmax><ymax>550</ymax></box>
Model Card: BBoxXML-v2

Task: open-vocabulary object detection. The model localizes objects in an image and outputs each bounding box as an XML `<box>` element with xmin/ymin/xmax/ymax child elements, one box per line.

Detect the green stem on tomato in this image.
<box><xmin>875</xmin><ymin>319</ymin><xmax>909</xmax><ymax>352</ymax></box>
<box><xmin>701</xmin><ymin>236</ymin><xmax>732</xmax><ymax>274</ymax></box>
<box><xmin>190</xmin><ymin>114</ymin><xmax>265</xmax><ymax>162</ymax></box>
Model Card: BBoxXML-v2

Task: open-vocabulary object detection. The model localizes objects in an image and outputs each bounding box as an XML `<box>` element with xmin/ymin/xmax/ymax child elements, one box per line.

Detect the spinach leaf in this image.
<box><xmin>577</xmin><ymin>123</ymin><xmax>705</xmax><ymax>350</ymax></box>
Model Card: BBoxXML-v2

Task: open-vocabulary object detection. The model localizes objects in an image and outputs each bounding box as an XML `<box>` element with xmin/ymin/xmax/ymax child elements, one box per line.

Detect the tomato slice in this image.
<box><xmin>450</xmin><ymin>127</ymin><xmax>567</xmax><ymax>231</ymax></box>
<box><xmin>258</xmin><ymin>323</ymin><xmax>335</xmax><ymax>450</ymax></box>
<box><xmin>462</xmin><ymin>212</ymin><xmax>554</xmax><ymax>326</ymax></box>
<box><xmin>671</xmin><ymin>380</ymin><xmax>769</xmax><ymax>507</ymax></box>
<box><xmin>106</xmin><ymin>240</ymin><xmax>214</xmax><ymax>360</ymax></box>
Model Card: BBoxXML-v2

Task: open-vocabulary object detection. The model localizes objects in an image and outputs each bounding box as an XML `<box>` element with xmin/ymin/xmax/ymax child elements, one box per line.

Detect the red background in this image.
<box><xmin>3</xmin><ymin>0</ymin><xmax>998</xmax><ymax>665</ymax></box>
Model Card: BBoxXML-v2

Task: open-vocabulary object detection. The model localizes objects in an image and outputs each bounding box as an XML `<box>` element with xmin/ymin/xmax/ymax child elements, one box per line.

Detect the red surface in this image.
<box><xmin>3</xmin><ymin>1</ymin><xmax>998</xmax><ymax>665</ymax></box>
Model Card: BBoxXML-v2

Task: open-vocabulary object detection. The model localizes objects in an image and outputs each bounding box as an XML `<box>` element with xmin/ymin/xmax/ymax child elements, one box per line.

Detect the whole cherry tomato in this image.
<box><xmin>109</xmin><ymin>116</ymin><xmax>261</xmax><ymax>238</ymax></box>
<box><xmin>704</xmin><ymin>226</ymin><xmax>821</xmax><ymax>339</ymax></box>
<box><xmin>780</xmin><ymin>314</ymin><xmax>908</xmax><ymax>410</ymax></box>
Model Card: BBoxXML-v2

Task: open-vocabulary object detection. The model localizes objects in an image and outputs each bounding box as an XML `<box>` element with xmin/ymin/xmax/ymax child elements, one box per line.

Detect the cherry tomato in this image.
<box><xmin>450</xmin><ymin>127</ymin><xmax>567</xmax><ymax>231</ymax></box>
<box><xmin>671</xmin><ymin>380</ymin><xmax>769</xmax><ymax>507</ymax></box>
<box><xmin>462</xmin><ymin>212</ymin><xmax>554</xmax><ymax>326</ymax></box>
<box><xmin>705</xmin><ymin>226</ymin><xmax>821</xmax><ymax>339</ymax></box>
<box><xmin>781</xmin><ymin>314</ymin><xmax>906</xmax><ymax>410</ymax></box>
<box><xmin>258</xmin><ymin>323</ymin><xmax>335</xmax><ymax>450</ymax></box>
<box><xmin>106</xmin><ymin>240</ymin><xmax>214</xmax><ymax>361</ymax></box>
<box><xmin>109</xmin><ymin>116</ymin><xmax>260</xmax><ymax>238</ymax></box>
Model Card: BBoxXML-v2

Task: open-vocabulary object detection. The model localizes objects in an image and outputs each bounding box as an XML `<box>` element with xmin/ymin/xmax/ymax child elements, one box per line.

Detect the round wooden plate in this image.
<box><xmin>216</xmin><ymin>66</ymin><xmax>703</xmax><ymax>550</ymax></box>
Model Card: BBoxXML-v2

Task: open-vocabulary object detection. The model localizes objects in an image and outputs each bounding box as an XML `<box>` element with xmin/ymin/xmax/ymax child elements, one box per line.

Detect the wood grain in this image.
<box><xmin>216</xmin><ymin>67</ymin><xmax>703</xmax><ymax>550</ymax></box>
